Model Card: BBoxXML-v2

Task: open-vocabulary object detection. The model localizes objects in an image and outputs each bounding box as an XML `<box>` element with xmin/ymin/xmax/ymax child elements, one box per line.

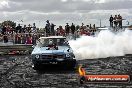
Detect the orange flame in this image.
<box><xmin>78</xmin><ymin>65</ymin><xmax>86</xmax><ymax>76</ymax></box>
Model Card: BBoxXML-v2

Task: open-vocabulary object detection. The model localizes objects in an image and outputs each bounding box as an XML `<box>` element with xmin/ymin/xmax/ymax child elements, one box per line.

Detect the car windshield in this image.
<box><xmin>37</xmin><ymin>38</ymin><xmax>69</xmax><ymax>47</ymax></box>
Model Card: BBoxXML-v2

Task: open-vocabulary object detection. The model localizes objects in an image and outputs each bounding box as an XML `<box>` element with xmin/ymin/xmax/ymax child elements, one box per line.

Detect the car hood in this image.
<box><xmin>31</xmin><ymin>46</ymin><xmax>70</xmax><ymax>55</ymax></box>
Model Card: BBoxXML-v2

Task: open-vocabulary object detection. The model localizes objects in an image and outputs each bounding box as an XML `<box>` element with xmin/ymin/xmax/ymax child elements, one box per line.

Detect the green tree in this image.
<box><xmin>1</xmin><ymin>20</ymin><xmax>16</xmax><ymax>28</ymax></box>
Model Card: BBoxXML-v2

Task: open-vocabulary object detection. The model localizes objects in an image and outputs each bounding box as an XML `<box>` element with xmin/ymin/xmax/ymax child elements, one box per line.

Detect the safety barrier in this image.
<box><xmin>0</xmin><ymin>44</ymin><xmax>33</xmax><ymax>55</ymax></box>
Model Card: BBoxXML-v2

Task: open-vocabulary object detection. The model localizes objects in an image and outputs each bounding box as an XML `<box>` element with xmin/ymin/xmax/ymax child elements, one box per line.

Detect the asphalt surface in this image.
<box><xmin>0</xmin><ymin>55</ymin><xmax>132</xmax><ymax>88</ymax></box>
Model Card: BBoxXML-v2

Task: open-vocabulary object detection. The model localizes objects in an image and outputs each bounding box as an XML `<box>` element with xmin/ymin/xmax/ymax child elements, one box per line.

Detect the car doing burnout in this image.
<box><xmin>31</xmin><ymin>36</ymin><xmax>76</xmax><ymax>69</ymax></box>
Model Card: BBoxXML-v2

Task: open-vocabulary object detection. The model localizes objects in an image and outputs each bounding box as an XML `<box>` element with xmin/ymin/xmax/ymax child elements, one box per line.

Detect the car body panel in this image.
<box><xmin>31</xmin><ymin>46</ymin><xmax>71</xmax><ymax>55</ymax></box>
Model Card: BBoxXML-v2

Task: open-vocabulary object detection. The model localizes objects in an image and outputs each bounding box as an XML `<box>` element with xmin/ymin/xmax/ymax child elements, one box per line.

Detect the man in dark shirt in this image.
<box><xmin>51</xmin><ymin>23</ymin><xmax>56</xmax><ymax>36</ymax></box>
<box><xmin>65</xmin><ymin>23</ymin><xmax>70</xmax><ymax>36</ymax></box>
<box><xmin>2</xmin><ymin>26</ymin><xmax>6</xmax><ymax>35</ymax></box>
<box><xmin>22</xmin><ymin>25</ymin><xmax>27</xmax><ymax>33</ymax></box>
<box><xmin>71</xmin><ymin>23</ymin><xmax>75</xmax><ymax>34</ymax></box>
<box><xmin>109</xmin><ymin>15</ymin><xmax>113</xmax><ymax>28</ymax></box>
<box><xmin>45</xmin><ymin>20</ymin><xmax>51</xmax><ymax>36</ymax></box>
<box><xmin>113</xmin><ymin>15</ymin><xmax>118</xmax><ymax>28</ymax></box>
<box><xmin>3</xmin><ymin>34</ymin><xmax>8</xmax><ymax>43</ymax></box>
<box><xmin>16</xmin><ymin>24</ymin><xmax>22</xmax><ymax>33</ymax></box>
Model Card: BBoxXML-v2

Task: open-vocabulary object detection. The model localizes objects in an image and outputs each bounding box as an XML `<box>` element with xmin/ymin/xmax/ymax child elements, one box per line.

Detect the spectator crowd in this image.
<box><xmin>0</xmin><ymin>14</ymin><xmax>125</xmax><ymax>45</ymax></box>
<box><xmin>0</xmin><ymin>20</ymin><xmax>97</xmax><ymax>44</ymax></box>
<box><xmin>109</xmin><ymin>14</ymin><xmax>123</xmax><ymax>30</ymax></box>
<box><xmin>0</xmin><ymin>23</ymin><xmax>38</xmax><ymax>44</ymax></box>
<box><xmin>45</xmin><ymin>20</ymin><xmax>97</xmax><ymax>37</ymax></box>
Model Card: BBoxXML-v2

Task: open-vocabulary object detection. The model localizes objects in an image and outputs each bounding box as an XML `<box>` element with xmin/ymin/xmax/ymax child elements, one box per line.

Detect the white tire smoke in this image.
<box><xmin>69</xmin><ymin>30</ymin><xmax>132</xmax><ymax>60</ymax></box>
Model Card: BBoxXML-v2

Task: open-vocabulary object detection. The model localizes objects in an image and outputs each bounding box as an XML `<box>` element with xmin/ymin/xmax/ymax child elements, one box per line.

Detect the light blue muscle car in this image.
<box><xmin>31</xmin><ymin>36</ymin><xmax>76</xmax><ymax>70</ymax></box>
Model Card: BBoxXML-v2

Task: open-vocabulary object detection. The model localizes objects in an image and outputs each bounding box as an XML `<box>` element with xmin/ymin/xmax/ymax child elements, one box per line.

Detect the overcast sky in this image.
<box><xmin>0</xmin><ymin>0</ymin><xmax>132</xmax><ymax>28</ymax></box>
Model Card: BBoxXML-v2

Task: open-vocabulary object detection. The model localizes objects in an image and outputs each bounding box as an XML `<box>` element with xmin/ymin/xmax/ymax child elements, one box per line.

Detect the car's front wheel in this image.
<box><xmin>33</xmin><ymin>64</ymin><xmax>40</xmax><ymax>70</ymax></box>
<box><xmin>65</xmin><ymin>59</ymin><xmax>76</xmax><ymax>69</ymax></box>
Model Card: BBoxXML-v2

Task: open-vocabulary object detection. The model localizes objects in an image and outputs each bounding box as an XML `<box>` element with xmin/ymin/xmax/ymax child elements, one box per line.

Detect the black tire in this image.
<box><xmin>65</xmin><ymin>59</ymin><xmax>76</xmax><ymax>69</ymax></box>
<box><xmin>33</xmin><ymin>64</ymin><xmax>40</xmax><ymax>70</ymax></box>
